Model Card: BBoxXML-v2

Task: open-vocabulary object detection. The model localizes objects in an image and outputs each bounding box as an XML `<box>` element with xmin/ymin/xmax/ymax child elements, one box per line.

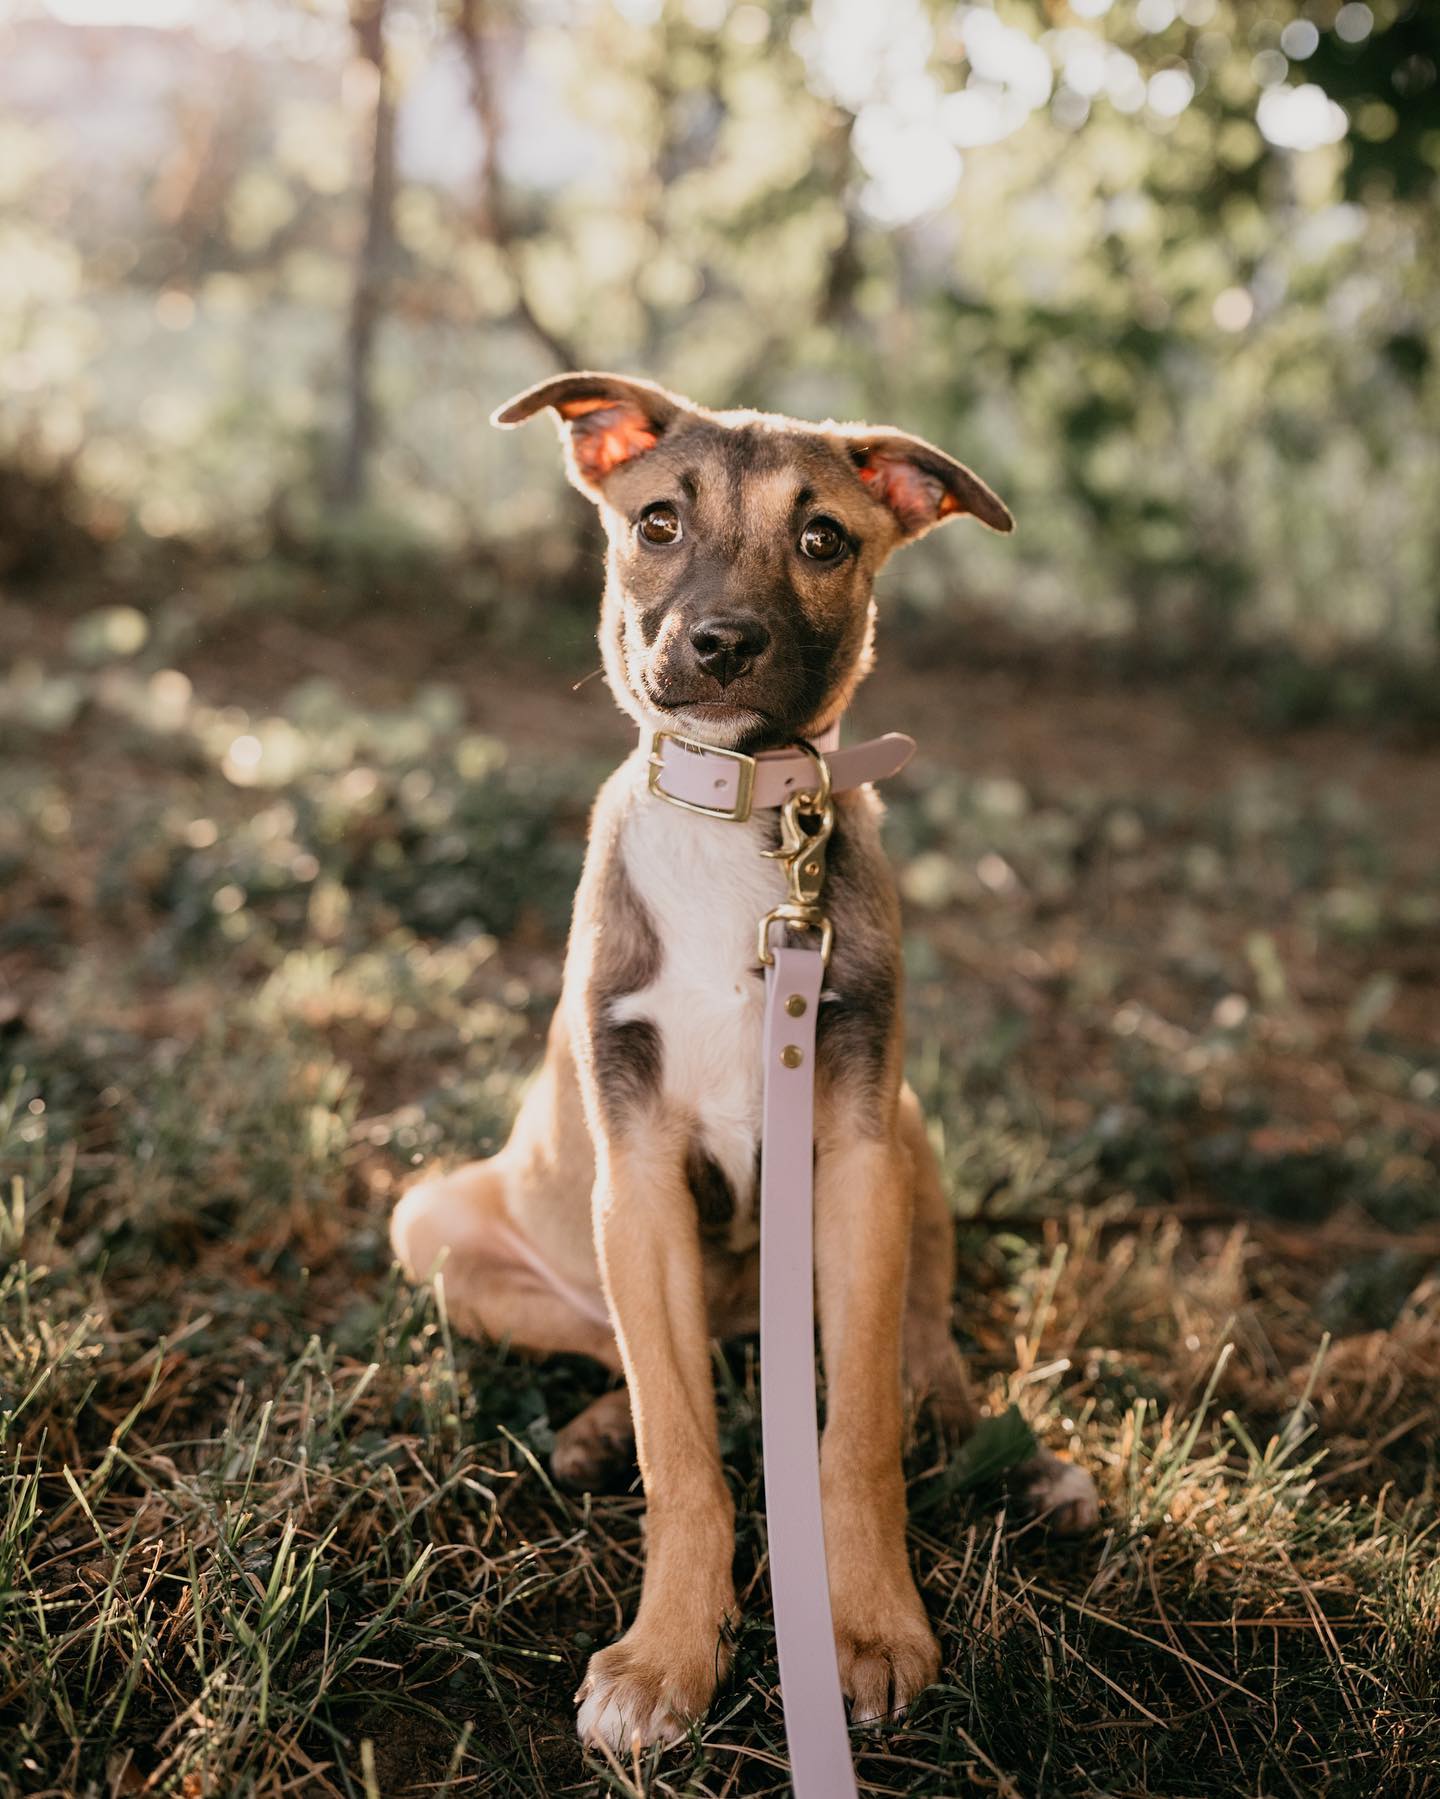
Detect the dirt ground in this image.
<box><xmin>3</xmin><ymin>584</ymin><xmax>1439</xmax><ymax>1796</ymax></box>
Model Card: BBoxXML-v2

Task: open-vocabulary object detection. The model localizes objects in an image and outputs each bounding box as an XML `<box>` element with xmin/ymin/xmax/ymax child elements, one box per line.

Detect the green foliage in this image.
<box><xmin>2</xmin><ymin>661</ymin><xmax>586</xmax><ymax>973</ymax></box>
<box><xmin>1</xmin><ymin>1</ymin><xmax>1437</xmax><ymax>669</ymax></box>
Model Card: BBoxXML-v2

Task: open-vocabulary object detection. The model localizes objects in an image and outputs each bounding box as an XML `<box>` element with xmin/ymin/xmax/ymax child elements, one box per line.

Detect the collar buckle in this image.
<box><xmin>647</xmin><ymin>729</ymin><xmax>757</xmax><ymax>822</ymax></box>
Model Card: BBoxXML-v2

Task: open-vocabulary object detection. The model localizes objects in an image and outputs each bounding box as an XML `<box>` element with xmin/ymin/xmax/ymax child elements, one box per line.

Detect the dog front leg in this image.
<box><xmin>575</xmin><ymin>1127</ymin><xmax>736</xmax><ymax>1751</ymax></box>
<box><xmin>815</xmin><ymin>1130</ymin><xmax>940</xmax><ymax>1723</ymax></box>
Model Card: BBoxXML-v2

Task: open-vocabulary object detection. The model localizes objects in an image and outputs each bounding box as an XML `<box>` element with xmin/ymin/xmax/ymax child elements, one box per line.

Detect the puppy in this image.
<box><xmin>391</xmin><ymin>372</ymin><xmax>1098</xmax><ymax>1751</ymax></box>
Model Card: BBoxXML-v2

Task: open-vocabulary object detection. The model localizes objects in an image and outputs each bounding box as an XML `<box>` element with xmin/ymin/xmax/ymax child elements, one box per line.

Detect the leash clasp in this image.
<box><xmin>758</xmin><ymin>741</ymin><xmax>835</xmax><ymax>967</ymax></box>
<box><xmin>758</xmin><ymin>903</ymin><xmax>833</xmax><ymax>969</ymax></box>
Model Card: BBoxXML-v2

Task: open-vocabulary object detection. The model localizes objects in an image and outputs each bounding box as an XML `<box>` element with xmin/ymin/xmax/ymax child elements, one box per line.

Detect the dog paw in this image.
<box><xmin>576</xmin><ymin>1625</ymin><xmax>727</xmax><ymax>1752</ymax></box>
<box><xmin>833</xmin><ymin>1591</ymin><xmax>940</xmax><ymax>1725</ymax></box>
<box><xmin>551</xmin><ymin>1390</ymin><xmax>634</xmax><ymax>1493</ymax></box>
<box><xmin>913</xmin><ymin>1346</ymin><xmax>981</xmax><ymax>1441</ymax></box>
<box><xmin>1016</xmin><ymin>1448</ymin><xmax>1101</xmax><ymax>1534</ymax></box>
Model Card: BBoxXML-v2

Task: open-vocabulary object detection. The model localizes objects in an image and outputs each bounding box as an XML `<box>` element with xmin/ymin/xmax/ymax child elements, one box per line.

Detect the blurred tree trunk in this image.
<box><xmin>336</xmin><ymin>0</ymin><xmax>396</xmax><ymax>507</ymax></box>
<box><xmin>455</xmin><ymin>0</ymin><xmax>578</xmax><ymax>369</ymax></box>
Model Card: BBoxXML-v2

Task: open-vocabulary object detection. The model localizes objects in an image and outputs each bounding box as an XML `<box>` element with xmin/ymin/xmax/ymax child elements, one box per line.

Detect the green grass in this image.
<box><xmin>2</xmin><ymin>597</ymin><xmax>1439</xmax><ymax>1796</ymax></box>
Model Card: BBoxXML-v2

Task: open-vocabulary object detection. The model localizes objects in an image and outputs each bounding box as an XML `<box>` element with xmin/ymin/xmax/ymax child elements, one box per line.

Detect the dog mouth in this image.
<box><xmin>658</xmin><ymin>698</ymin><xmax>757</xmax><ymax>717</ymax></box>
<box><xmin>642</xmin><ymin>688</ymin><xmax>781</xmax><ymax>749</ymax></box>
<box><xmin>645</xmin><ymin>683</ymin><xmax>768</xmax><ymax>721</ymax></box>
<box><xmin>638</xmin><ymin>661</ymin><xmax>820</xmax><ymax>749</ymax></box>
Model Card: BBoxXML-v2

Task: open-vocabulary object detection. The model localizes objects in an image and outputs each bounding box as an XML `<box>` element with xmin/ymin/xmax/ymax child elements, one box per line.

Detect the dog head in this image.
<box><xmin>493</xmin><ymin>372</ymin><xmax>1012</xmax><ymax>753</ymax></box>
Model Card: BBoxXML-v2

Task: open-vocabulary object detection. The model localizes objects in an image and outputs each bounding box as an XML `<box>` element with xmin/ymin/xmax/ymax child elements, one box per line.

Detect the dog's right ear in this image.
<box><xmin>491</xmin><ymin>372</ymin><xmax>686</xmax><ymax>496</ymax></box>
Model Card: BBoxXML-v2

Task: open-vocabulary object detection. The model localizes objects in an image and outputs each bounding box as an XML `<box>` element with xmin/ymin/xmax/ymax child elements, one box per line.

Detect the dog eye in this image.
<box><xmin>798</xmin><ymin>517</ymin><xmax>847</xmax><ymax>563</ymax></box>
<box><xmin>638</xmin><ymin>503</ymin><xmax>682</xmax><ymax>546</ymax></box>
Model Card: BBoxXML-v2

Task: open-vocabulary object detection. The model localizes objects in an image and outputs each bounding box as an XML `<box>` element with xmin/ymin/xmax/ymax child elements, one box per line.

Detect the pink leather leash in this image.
<box><xmin>760</xmin><ymin>944</ymin><xmax>858</xmax><ymax>1799</ymax></box>
<box><xmin>648</xmin><ymin>725</ymin><xmax>915</xmax><ymax>1798</ymax></box>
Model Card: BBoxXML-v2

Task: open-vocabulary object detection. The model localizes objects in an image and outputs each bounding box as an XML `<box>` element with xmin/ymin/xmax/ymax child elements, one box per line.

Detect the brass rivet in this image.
<box><xmin>803</xmin><ymin>860</ymin><xmax>820</xmax><ymax>877</ymax></box>
<box><xmin>785</xmin><ymin>994</ymin><xmax>807</xmax><ymax>1017</ymax></box>
<box><xmin>780</xmin><ymin>1044</ymin><xmax>804</xmax><ymax>1069</ymax></box>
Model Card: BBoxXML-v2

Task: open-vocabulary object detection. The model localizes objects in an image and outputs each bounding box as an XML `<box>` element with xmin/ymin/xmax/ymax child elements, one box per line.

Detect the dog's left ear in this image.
<box><xmin>491</xmin><ymin>371</ymin><xmax>687</xmax><ymax>495</ymax></box>
<box><xmin>841</xmin><ymin>429</ymin><xmax>1014</xmax><ymax>538</ymax></box>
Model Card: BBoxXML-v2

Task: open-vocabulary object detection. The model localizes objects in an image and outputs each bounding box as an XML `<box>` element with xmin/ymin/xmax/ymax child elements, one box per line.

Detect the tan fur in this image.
<box><xmin>391</xmin><ymin>375</ymin><xmax>1096</xmax><ymax>1753</ymax></box>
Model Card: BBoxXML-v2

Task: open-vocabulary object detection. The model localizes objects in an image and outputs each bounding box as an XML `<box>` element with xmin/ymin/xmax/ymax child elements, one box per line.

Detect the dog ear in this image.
<box><xmin>491</xmin><ymin>372</ymin><xmax>686</xmax><ymax>493</ymax></box>
<box><xmin>841</xmin><ymin>430</ymin><xmax>1014</xmax><ymax>538</ymax></box>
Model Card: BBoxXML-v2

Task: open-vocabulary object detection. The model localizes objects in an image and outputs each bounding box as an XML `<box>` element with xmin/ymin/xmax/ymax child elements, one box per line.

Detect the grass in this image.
<box><xmin>1</xmin><ymin>585</ymin><xmax>1439</xmax><ymax>1796</ymax></box>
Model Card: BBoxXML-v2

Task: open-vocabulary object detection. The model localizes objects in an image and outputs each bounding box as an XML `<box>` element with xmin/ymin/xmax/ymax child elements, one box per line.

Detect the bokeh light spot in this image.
<box><xmin>1213</xmin><ymin>286</ymin><xmax>1255</xmax><ymax>332</ymax></box>
<box><xmin>1335</xmin><ymin>4</ymin><xmax>1374</xmax><ymax>46</ymax></box>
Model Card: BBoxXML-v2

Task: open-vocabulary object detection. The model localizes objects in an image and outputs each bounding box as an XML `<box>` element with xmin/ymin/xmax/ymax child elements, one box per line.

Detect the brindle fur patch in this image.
<box><xmin>587</xmin><ymin>833</ymin><xmax>664</xmax><ymax>1126</ymax></box>
<box><xmin>685</xmin><ymin>1141</ymin><xmax>737</xmax><ymax>1242</ymax></box>
<box><xmin>816</xmin><ymin>791</ymin><xmax>904</xmax><ymax>1134</ymax></box>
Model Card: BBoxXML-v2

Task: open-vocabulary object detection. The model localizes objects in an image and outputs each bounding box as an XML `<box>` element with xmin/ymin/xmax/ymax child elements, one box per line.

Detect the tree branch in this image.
<box><xmin>455</xmin><ymin>0</ymin><xmax>580</xmax><ymax>371</ymax></box>
<box><xmin>336</xmin><ymin>0</ymin><xmax>398</xmax><ymax>506</ymax></box>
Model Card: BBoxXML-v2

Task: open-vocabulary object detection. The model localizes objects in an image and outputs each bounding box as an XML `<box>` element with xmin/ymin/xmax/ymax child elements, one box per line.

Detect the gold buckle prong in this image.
<box><xmin>647</xmin><ymin>729</ymin><xmax>757</xmax><ymax>822</ymax></box>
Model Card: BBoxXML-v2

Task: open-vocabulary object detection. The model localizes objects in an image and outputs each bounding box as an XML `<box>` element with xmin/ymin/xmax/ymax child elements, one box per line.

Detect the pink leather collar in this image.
<box><xmin>646</xmin><ymin>726</ymin><xmax>915</xmax><ymax>821</ymax></box>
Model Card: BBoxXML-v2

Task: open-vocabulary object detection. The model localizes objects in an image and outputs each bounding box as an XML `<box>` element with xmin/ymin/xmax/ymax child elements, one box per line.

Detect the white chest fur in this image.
<box><xmin>608</xmin><ymin>793</ymin><xmax>786</xmax><ymax>1223</ymax></box>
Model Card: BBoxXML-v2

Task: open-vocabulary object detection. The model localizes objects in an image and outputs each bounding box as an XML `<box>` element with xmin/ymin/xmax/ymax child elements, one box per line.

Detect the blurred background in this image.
<box><xmin>2</xmin><ymin>0</ymin><xmax>1439</xmax><ymax>672</ymax></box>
<box><xmin>3</xmin><ymin>5</ymin><xmax>1440</xmax><ymax>1795</ymax></box>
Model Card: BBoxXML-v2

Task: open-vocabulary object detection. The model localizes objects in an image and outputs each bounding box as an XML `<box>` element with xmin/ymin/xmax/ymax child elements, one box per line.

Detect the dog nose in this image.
<box><xmin>688</xmin><ymin>615</ymin><xmax>771</xmax><ymax>688</ymax></box>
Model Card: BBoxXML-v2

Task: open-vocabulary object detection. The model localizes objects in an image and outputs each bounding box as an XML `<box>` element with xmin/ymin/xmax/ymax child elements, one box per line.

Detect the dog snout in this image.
<box><xmin>687</xmin><ymin>614</ymin><xmax>771</xmax><ymax>689</ymax></box>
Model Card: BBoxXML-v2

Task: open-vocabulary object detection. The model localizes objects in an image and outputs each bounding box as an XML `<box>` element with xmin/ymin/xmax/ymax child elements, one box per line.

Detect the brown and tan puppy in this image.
<box><xmin>391</xmin><ymin>372</ymin><xmax>1098</xmax><ymax>1751</ymax></box>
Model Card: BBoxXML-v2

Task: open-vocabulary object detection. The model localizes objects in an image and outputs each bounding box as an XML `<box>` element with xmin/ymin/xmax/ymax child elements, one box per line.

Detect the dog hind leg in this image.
<box><xmin>899</xmin><ymin>1084</ymin><xmax>982</xmax><ymax>1436</ymax></box>
<box><xmin>899</xmin><ymin>1085</ymin><xmax>1100</xmax><ymax>1532</ymax></box>
<box><xmin>390</xmin><ymin>1158</ymin><xmax>622</xmax><ymax>1367</ymax></box>
<box><xmin>552</xmin><ymin>1385</ymin><xmax>634</xmax><ymax>1492</ymax></box>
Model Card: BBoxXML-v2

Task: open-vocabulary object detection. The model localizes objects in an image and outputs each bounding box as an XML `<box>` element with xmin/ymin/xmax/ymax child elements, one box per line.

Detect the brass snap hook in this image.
<box><xmin>758</xmin><ymin>904</ymin><xmax>834</xmax><ymax>969</ymax></box>
<box><xmin>757</xmin><ymin>740</ymin><xmax>836</xmax><ymax>965</ymax></box>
